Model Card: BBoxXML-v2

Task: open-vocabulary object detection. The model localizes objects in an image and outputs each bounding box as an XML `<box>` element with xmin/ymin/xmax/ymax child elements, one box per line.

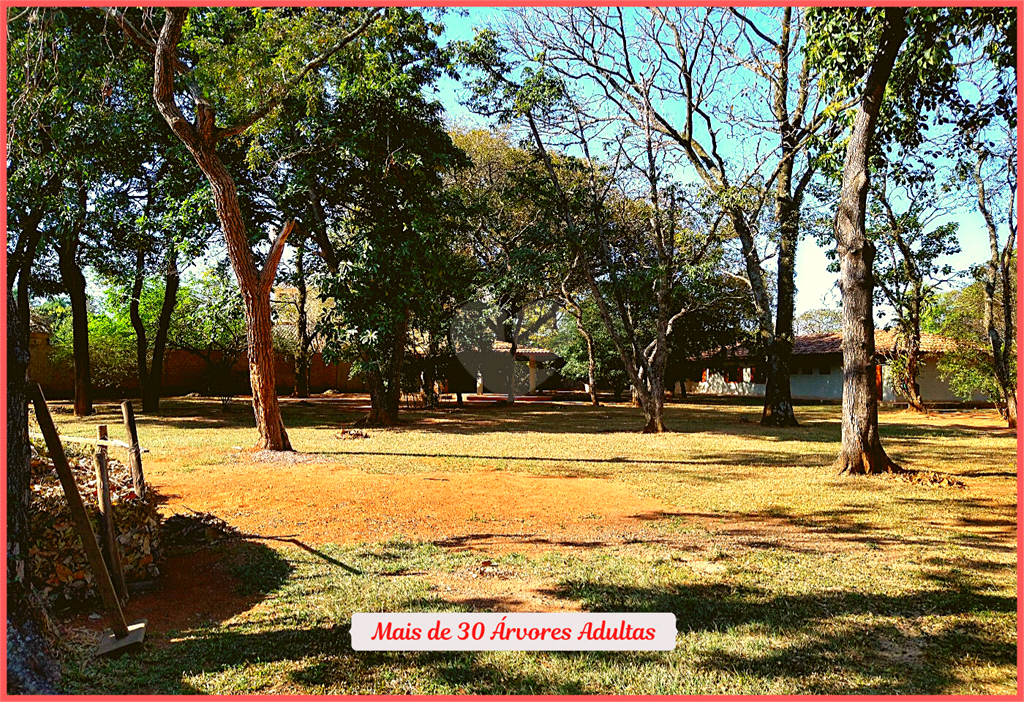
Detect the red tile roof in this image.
<box><xmin>492</xmin><ymin>340</ymin><xmax>558</xmax><ymax>357</ymax></box>
<box><xmin>715</xmin><ymin>330</ymin><xmax>961</xmax><ymax>359</ymax></box>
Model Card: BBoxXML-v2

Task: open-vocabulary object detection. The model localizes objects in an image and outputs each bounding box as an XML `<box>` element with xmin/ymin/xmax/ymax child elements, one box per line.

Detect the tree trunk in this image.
<box><xmin>363</xmin><ymin>311</ymin><xmax>408</xmax><ymax>425</ymax></box>
<box><xmin>364</xmin><ymin>371</ymin><xmax>394</xmax><ymax>425</ymax></box>
<box><xmin>13</xmin><ymin>216</ymin><xmax>46</xmax><ymax>345</ymax></box>
<box><xmin>130</xmin><ymin>244</ymin><xmax>181</xmax><ymax>414</ymax></box>
<box><xmin>761</xmin><ymin>165</ymin><xmax>799</xmax><ymax>427</ymax></box>
<box><xmin>306</xmin><ymin>178</ymin><xmax>340</xmax><ymax>275</ymax></box>
<box><xmin>56</xmin><ymin>226</ymin><xmax>92</xmax><ymax>417</ymax></box>
<box><xmin>422</xmin><ymin>334</ymin><xmax>440</xmax><ymax>409</ymax></box>
<box><xmin>640</xmin><ymin>372</ymin><xmax>666</xmax><ymax>433</ymax></box>
<box><xmin>153</xmin><ymin>8</ymin><xmax>292</xmax><ymax>450</ymax></box>
<box><xmin>503</xmin><ymin>312</ymin><xmax>518</xmax><ymax>404</ymax></box>
<box><xmin>998</xmin><ymin>246</ymin><xmax>1016</xmax><ymax>428</ymax></box>
<box><xmin>834</xmin><ymin>7</ymin><xmax>907</xmax><ymax>475</ymax></box>
<box><xmin>293</xmin><ymin>238</ymin><xmax>310</xmax><ymax>398</ymax></box>
<box><xmin>145</xmin><ymin>245</ymin><xmax>180</xmax><ymax>413</ymax></box>
<box><xmin>7</xmin><ymin>297</ymin><xmax>31</xmax><ymax>590</ymax></box>
<box><xmin>584</xmin><ymin>329</ymin><xmax>599</xmax><ymax>406</ymax></box>
<box><xmin>129</xmin><ymin>248</ymin><xmax>149</xmax><ymax>406</ymax></box>
<box><xmin>561</xmin><ymin>279</ymin><xmax>600</xmax><ymax>406</ymax></box>
<box><xmin>243</xmin><ymin>289</ymin><xmax>291</xmax><ymax>449</ymax></box>
<box><xmin>761</xmin><ymin>12</ymin><xmax>801</xmax><ymax>427</ymax></box>
<box><xmin>7</xmin><ymin>297</ymin><xmax>62</xmax><ymax>695</ymax></box>
<box><xmin>384</xmin><ymin>313</ymin><xmax>408</xmax><ymax>421</ymax></box>
<box><xmin>975</xmin><ymin>150</ymin><xmax>1017</xmax><ymax>429</ymax></box>
<box><xmin>898</xmin><ymin>322</ymin><xmax>926</xmax><ymax>413</ymax></box>
<box><xmin>174</xmin><ymin>141</ymin><xmax>291</xmax><ymax>449</ymax></box>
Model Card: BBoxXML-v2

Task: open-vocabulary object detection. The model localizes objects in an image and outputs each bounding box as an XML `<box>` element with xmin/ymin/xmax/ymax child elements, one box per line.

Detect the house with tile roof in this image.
<box><xmin>687</xmin><ymin>331</ymin><xmax>988</xmax><ymax>404</ymax></box>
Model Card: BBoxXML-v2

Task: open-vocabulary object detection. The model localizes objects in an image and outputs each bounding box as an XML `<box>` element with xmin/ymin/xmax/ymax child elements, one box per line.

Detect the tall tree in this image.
<box><xmin>8</xmin><ymin>8</ymin><xmax>124</xmax><ymax>416</ymax></box>
<box><xmin>971</xmin><ymin>135</ymin><xmax>1017</xmax><ymax>427</ymax></box>
<box><xmin>449</xmin><ymin>129</ymin><xmax>558</xmax><ymax>404</ymax></box>
<box><xmin>503</xmin><ymin>7</ymin><xmax>843</xmax><ymax>428</ymax></box>
<box><xmin>105</xmin><ymin>7</ymin><xmax>382</xmax><ymax>449</ymax></box>
<box><xmin>815</xmin><ymin>7</ymin><xmax>909</xmax><ymax>474</ymax></box>
<box><xmin>807</xmin><ymin>5</ymin><xmax>1014</xmax><ymax>473</ymax></box>
<box><xmin>459</xmin><ymin>31</ymin><xmax>726</xmax><ymax>432</ymax></box>
<box><xmin>315</xmin><ymin>83</ymin><xmax>470</xmax><ymax>425</ymax></box>
<box><xmin>869</xmin><ymin>161</ymin><xmax>961</xmax><ymax>412</ymax></box>
<box><xmin>6</xmin><ymin>297</ymin><xmax>62</xmax><ymax>694</ymax></box>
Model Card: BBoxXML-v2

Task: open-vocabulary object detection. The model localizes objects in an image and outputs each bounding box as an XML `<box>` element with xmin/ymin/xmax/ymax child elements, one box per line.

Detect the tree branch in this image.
<box><xmin>260</xmin><ymin>220</ymin><xmax>297</xmax><ymax>294</ymax></box>
<box><xmin>215</xmin><ymin>7</ymin><xmax>383</xmax><ymax>142</ymax></box>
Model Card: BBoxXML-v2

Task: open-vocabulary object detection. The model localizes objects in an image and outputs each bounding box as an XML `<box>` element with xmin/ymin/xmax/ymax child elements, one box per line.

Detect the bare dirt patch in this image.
<box><xmin>66</xmin><ymin>548</ymin><xmax>258</xmax><ymax>635</ymax></box>
<box><xmin>153</xmin><ymin>463</ymin><xmax>672</xmax><ymax>554</ymax></box>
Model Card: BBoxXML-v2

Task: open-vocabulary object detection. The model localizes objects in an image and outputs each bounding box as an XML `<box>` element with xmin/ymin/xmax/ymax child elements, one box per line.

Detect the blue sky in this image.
<box><xmin>428</xmin><ymin>7</ymin><xmax>999</xmax><ymax>322</ymax></box>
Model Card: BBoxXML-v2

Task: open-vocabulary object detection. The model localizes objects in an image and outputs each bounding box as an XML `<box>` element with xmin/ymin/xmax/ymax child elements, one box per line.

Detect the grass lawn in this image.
<box><xmin>41</xmin><ymin>396</ymin><xmax>1017</xmax><ymax>695</ymax></box>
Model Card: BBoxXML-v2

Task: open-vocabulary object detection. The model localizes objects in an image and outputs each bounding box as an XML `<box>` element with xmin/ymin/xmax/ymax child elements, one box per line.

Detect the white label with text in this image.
<box><xmin>351</xmin><ymin>612</ymin><xmax>677</xmax><ymax>651</ymax></box>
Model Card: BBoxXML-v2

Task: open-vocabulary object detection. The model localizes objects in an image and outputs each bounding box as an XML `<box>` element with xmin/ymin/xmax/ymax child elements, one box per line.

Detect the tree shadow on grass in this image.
<box><xmin>632</xmin><ymin>505</ymin><xmax>1018</xmax><ymax>555</ymax></box>
<box><xmin>66</xmin><ymin>535</ymin><xmax>1015</xmax><ymax>696</ymax></box>
<box><xmin>539</xmin><ymin>575</ymin><xmax>1015</xmax><ymax>694</ymax></box>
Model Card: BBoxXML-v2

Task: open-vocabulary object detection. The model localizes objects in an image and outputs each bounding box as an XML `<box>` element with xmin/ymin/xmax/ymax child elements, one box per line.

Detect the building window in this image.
<box><xmin>752</xmin><ymin>365</ymin><xmax>766</xmax><ymax>383</ymax></box>
<box><xmin>801</xmin><ymin>363</ymin><xmax>814</xmax><ymax>375</ymax></box>
<box><xmin>819</xmin><ymin>363</ymin><xmax>832</xmax><ymax>375</ymax></box>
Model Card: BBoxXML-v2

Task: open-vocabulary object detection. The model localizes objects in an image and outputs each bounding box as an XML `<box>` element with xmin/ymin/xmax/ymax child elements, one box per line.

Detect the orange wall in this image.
<box><xmin>28</xmin><ymin>336</ymin><xmax>364</xmax><ymax>399</ymax></box>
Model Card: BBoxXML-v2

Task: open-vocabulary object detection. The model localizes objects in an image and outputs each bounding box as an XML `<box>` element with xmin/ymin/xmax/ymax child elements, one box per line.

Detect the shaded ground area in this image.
<box><xmin>44</xmin><ymin>397</ymin><xmax>1015</xmax><ymax>695</ymax></box>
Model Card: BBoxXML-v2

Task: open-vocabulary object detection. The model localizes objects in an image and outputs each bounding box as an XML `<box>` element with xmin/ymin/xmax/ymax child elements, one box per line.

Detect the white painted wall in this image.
<box><xmin>691</xmin><ymin>357</ymin><xmax>986</xmax><ymax>403</ymax></box>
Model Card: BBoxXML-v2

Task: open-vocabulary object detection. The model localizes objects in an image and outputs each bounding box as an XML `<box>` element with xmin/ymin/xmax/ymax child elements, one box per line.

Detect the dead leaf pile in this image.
<box><xmin>161</xmin><ymin>509</ymin><xmax>240</xmax><ymax>548</ymax></box>
<box><xmin>890</xmin><ymin>470</ymin><xmax>967</xmax><ymax>489</ymax></box>
<box><xmin>335</xmin><ymin>429</ymin><xmax>370</xmax><ymax>440</ymax></box>
<box><xmin>28</xmin><ymin>447</ymin><xmax>161</xmax><ymax>606</ymax></box>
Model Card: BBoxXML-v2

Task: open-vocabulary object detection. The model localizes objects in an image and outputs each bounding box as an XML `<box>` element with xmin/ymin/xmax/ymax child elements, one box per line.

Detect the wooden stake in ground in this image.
<box><xmin>121</xmin><ymin>401</ymin><xmax>146</xmax><ymax>499</ymax></box>
<box><xmin>30</xmin><ymin>385</ymin><xmax>138</xmax><ymax>648</ymax></box>
<box><xmin>94</xmin><ymin>425</ymin><xmax>128</xmax><ymax>602</ymax></box>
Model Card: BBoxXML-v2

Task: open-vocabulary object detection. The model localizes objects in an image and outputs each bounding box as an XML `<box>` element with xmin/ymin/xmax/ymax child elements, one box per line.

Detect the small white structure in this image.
<box><xmin>689</xmin><ymin>331</ymin><xmax>987</xmax><ymax>404</ymax></box>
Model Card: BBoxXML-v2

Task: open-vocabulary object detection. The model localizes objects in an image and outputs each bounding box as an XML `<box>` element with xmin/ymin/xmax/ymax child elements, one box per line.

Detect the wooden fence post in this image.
<box><xmin>30</xmin><ymin>385</ymin><xmax>129</xmax><ymax>639</ymax></box>
<box><xmin>120</xmin><ymin>401</ymin><xmax>145</xmax><ymax>499</ymax></box>
<box><xmin>94</xmin><ymin>425</ymin><xmax>128</xmax><ymax>602</ymax></box>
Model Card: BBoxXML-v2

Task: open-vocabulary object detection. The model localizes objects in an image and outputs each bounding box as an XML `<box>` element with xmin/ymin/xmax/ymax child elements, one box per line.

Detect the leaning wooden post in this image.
<box><xmin>121</xmin><ymin>401</ymin><xmax>146</xmax><ymax>499</ymax></box>
<box><xmin>95</xmin><ymin>425</ymin><xmax>128</xmax><ymax>602</ymax></box>
<box><xmin>30</xmin><ymin>385</ymin><xmax>129</xmax><ymax>639</ymax></box>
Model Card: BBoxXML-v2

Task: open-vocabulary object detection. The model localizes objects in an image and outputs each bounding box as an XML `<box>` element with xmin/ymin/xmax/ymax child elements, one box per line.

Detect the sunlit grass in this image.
<box><xmin>45</xmin><ymin>396</ymin><xmax>1016</xmax><ymax>695</ymax></box>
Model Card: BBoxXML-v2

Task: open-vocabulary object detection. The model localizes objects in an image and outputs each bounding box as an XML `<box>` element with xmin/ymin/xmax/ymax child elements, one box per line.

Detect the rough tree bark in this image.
<box><xmin>834</xmin><ymin>7</ymin><xmax>907</xmax><ymax>475</ymax></box>
<box><xmin>149</xmin><ymin>9</ymin><xmax>296</xmax><ymax>448</ymax></box>
<box><xmin>7</xmin><ymin>297</ymin><xmax>62</xmax><ymax>695</ymax></box>
<box><xmin>98</xmin><ymin>6</ymin><xmax>380</xmax><ymax>447</ymax></box>
<box><xmin>292</xmin><ymin>237</ymin><xmax>310</xmax><ymax>398</ymax></box>
<box><xmin>761</xmin><ymin>35</ymin><xmax>800</xmax><ymax>426</ymax></box>
<box><xmin>55</xmin><ymin>184</ymin><xmax>92</xmax><ymax>417</ymax></box>
<box><xmin>975</xmin><ymin>150</ymin><xmax>1017</xmax><ymax>428</ymax></box>
<box><xmin>363</xmin><ymin>311</ymin><xmax>408</xmax><ymax>425</ymax></box>
<box><xmin>129</xmin><ymin>245</ymin><xmax>180</xmax><ymax>413</ymax></box>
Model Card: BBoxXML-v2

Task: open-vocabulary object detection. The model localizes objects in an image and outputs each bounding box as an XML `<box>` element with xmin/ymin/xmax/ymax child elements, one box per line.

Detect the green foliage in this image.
<box><xmin>549</xmin><ymin>300</ymin><xmax>628</xmax><ymax>394</ymax></box>
<box><xmin>795</xmin><ymin>308</ymin><xmax>843</xmax><ymax>336</ymax></box>
<box><xmin>924</xmin><ymin>282</ymin><xmax>1016</xmax><ymax>404</ymax></box>
<box><xmin>36</xmin><ymin>299</ymin><xmax>135</xmax><ymax>391</ymax></box>
<box><xmin>309</xmin><ymin>12</ymin><xmax>474</xmax><ymax>399</ymax></box>
<box><xmin>168</xmin><ymin>268</ymin><xmax>250</xmax><ymax>375</ymax></box>
<box><xmin>806</xmin><ymin>7</ymin><xmax>1016</xmax><ymax>153</ymax></box>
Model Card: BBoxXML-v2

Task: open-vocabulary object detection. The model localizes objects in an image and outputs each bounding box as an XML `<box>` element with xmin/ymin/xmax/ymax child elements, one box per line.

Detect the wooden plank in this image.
<box><xmin>96</xmin><ymin>619</ymin><xmax>147</xmax><ymax>656</ymax></box>
<box><xmin>94</xmin><ymin>425</ymin><xmax>128</xmax><ymax>602</ymax></box>
<box><xmin>30</xmin><ymin>384</ymin><xmax>129</xmax><ymax>639</ymax></box>
<box><xmin>28</xmin><ymin>431</ymin><xmax>149</xmax><ymax>453</ymax></box>
<box><xmin>121</xmin><ymin>401</ymin><xmax>146</xmax><ymax>499</ymax></box>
